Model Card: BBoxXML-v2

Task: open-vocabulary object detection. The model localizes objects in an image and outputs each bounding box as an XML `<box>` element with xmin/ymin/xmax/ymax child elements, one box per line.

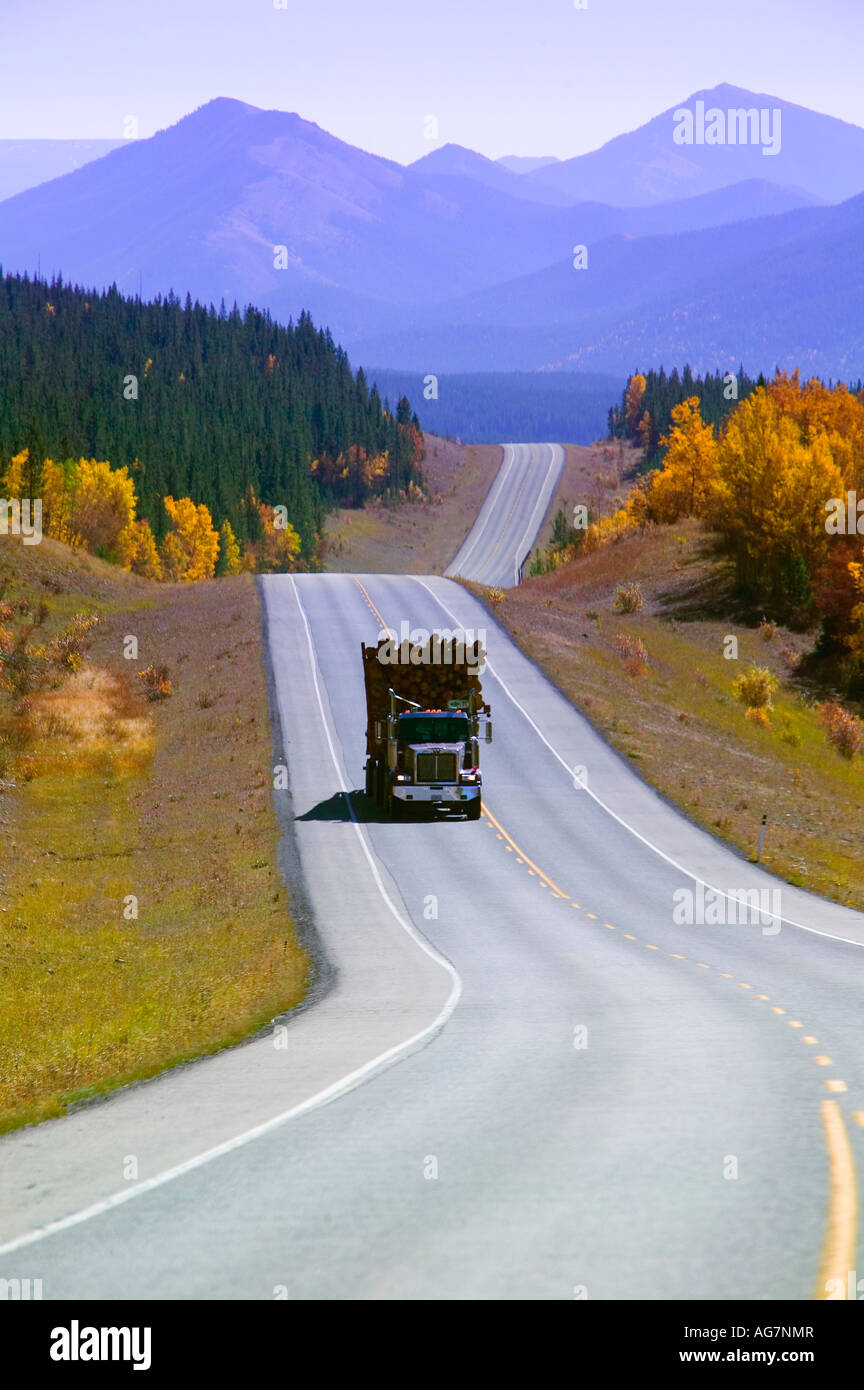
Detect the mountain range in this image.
<box><xmin>0</xmin><ymin>84</ymin><xmax>861</xmax><ymax>382</ymax></box>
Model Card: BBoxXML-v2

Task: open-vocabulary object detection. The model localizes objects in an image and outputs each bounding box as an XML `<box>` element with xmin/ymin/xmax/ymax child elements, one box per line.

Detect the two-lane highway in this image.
<box><xmin>2</xmin><ymin>571</ymin><xmax>862</xmax><ymax>1298</ymax></box>
<box><xmin>446</xmin><ymin>442</ymin><xmax>565</xmax><ymax>586</ymax></box>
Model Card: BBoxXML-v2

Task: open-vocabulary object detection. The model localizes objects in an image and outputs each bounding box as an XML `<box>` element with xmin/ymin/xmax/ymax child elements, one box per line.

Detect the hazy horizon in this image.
<box><xmin>2</xmin><ymin>0</ymin><xmax>863</xmax><ymax>162</ymax></box>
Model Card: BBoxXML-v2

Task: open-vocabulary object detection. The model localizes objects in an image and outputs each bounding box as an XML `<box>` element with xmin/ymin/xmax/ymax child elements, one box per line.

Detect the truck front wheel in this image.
<box><xmin>466</xmin><ymin>798</ymin><xmax>482</xmax><ymax>821</ymax></box>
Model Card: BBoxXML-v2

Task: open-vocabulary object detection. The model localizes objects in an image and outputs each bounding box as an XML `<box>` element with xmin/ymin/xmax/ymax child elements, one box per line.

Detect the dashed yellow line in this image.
<box><xmin>481</xmin><ymin>803</ymin><xmax>570</xmax><ymax>899</ymax></box>
<box><xmin>816</xmin><ymin>1101</ymin><xmax>858</xmax><ymax>1299</ymax></box>
<box><xmin>352</xmin><ymin>576</ymin><xmax>390</xmax><ymax>632</ymax></box>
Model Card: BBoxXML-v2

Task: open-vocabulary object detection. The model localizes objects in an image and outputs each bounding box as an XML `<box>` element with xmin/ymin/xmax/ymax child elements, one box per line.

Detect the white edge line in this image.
<box><xmin>0</xmin><ymin>576</ymin><xmax>462</xmax><ymax>1258</ymax></box>
<box><xmin>446</xmin><ymin>442</ymin><xmax>515</xmax><ymax>579</ymax></box>
<box><xmin>512</xmin><ymin>443</ymin><xmax>565</xmax><ymax>586</ymax></box>
<box><xmin>415</xmin><ymin>576</ymin><xmax>864</xmax><ymax>949</ymax></box>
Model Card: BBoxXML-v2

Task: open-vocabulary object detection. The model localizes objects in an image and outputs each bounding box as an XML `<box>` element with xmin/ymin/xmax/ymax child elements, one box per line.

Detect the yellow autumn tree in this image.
<box><xmin>69</xmin><ymin>459</ymin><xmax>137</xmax><ymax>557</ymax></box>
<box><xmin>39</xmin><ymin>458</ymin><xmax>78</xmax><ymax>543</ymax></box>
<box><xmin>161</xmin><ymin>497</ymin><xmax>220</xmax><ymax>582</ymax></box>
<box><xmin>239</xmin><ymin>495</ymin><xmax>301</xmax><ymax>573</ymax></box>
<box><xmin>2</xmin><ymin>447</ymin><xmax>43</xmax><ymax>500</ymax></box>
<box><xmin>647</xmin><ymin>397</ymin><xmax>719</xmax><ymax>523</ymax></box>
<box><xmin>118</xmin><ymin>518</ymin><xmax>163</xmax><ymax>579</ymax></box>
<box><xmin>216</xmin><ymin>519</ymin><xmax>243</xmax><ymax>575</ymax></box>
<box><xmin>767</xmin><ymin>371</ymin><xmax>864</xmax><ymax>492</ymax></box>
<box><xmin>713</xmin><ymin>389</ymin><xmax>844</xmax><ymax>601</ymax></box>
<box><xmin>624</xmin><ymin>373</ymin><xmax>647</xmax><ymax>438</ymax></box>
<box><xmin>845</xmin><ymin>555</ymin><xmax>864</xmax><ymax>666</ymax></box>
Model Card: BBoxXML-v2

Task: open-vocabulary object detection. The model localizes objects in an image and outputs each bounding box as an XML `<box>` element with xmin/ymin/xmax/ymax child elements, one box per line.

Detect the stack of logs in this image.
<box><xmin>364</xmin><ymin>636</ymin><xmax>487</xmax><ymax>715</ymax></box>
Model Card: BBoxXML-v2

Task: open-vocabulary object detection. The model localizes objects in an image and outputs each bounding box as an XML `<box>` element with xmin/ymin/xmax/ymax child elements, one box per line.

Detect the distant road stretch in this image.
<box><xmin>445</xmin><ymin>442</ymin><xmax>565</xmax><ymax>587</ymax></box>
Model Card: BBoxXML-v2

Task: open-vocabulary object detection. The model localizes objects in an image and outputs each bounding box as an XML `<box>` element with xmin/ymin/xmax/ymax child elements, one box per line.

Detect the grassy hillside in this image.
<box><xmin>481</xmin><ymin>520</ymin><xmax>864</xmax><ymax>910</ymax></box>
<box><xmin>0</xmin><ymin>532</ymin><xmax>308</xmax><ymax>1133</ymax></box>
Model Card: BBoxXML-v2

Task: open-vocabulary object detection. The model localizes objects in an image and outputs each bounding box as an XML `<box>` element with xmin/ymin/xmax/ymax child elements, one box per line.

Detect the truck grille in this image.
<box><xmin>415</xmin><ymin>752</ymin><xmax>458</xmax><ymax>783</ymax></box>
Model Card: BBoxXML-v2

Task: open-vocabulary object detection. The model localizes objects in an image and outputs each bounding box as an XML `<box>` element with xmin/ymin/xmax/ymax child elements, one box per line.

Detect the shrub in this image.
<box><xmin>616</xmin><ymin>632</ymin><xmax>649</xmax><ymax>676</ymax></box>
<box><xmin>613</xmin><ymin>581</ymin><xmax>644</xmax><ymax>614</ymax></box>
<box><xmin>487</xmin><ymin>587</ymin><xmax>506</xmax><ymax>605</ymax></box>
<box><xmin>732</xmin><ymin>666</ymin><xmax>778</xmax><ymax>710</ymax></box>
<box><xmin>745</xmin><ymin>705</ymin><xmax>771</xmax><ymax>728</ymax></box>
<box><xmin>758</xmin><ymin>619</ymin><xmax>777</xmax><ymax>642</ymax></box>
<box><xmin>137</xmin><ymin>664</ymin><xmax>173</xmax><ymax>701</ymax></box>
<box><xmin>816</xmin><ymin>700</ymin><xmax>863</xmax><ymax>759</ymax></box>
<box><xmin>47</xmin><ymin>612</ymin><xmax>100</xmax><ymax>673</ymax></box>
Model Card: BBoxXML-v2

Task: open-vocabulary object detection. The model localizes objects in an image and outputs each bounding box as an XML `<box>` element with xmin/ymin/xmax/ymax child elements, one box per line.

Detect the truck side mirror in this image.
<box><xmin>485</xmin><ymin>722</ymin><xmax>493</xmax><ymax>744</ymax></box>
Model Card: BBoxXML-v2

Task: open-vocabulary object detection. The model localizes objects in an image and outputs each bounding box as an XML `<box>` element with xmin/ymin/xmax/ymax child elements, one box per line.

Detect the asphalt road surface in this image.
<box><xmin>2</xmin><ymin>570</ymin><xmax>863</xmax><ymax>1300</ymax></box>
<box><xmin>446</xmin><ymin>442</ymin><xmax>566</xmax><ymax>586</ymax></box>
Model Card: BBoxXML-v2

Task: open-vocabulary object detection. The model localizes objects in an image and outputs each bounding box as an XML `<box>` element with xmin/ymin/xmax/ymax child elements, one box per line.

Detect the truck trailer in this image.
<box><xmin>362</xmin><ymin>634</ymin><xmax>492</xmax><ymax>820</ymax></box>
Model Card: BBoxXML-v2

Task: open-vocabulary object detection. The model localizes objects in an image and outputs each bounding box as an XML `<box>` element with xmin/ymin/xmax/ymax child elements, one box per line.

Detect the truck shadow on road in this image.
<box><xmin>296</xmin><ymin>791</ymin><xmax>466</xmax><ymax>824</ymax></box>
<box><xmin>296</xmin><ymin>790</ymin><xmax>390</xmax><ymax>823</ymax></box>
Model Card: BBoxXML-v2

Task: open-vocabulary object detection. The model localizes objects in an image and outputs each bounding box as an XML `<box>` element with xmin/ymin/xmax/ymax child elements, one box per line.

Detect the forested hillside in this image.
<box><xmin>368</xmin><ymin>369</ymin><xmax>623</xmax><ymax>445</ymax></box>
<box><xmin>608</xmin><ymin>366</ymin><xmax>760</xmax><ymax>465</ymax></box>
<box><xmin>0</xmin><ymin>271</ymin><xmax>423</xmax><ymax>559</ymax></box>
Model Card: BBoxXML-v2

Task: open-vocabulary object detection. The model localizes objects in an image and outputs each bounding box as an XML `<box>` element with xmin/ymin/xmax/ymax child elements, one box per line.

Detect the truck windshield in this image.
<box><xmin>398</xmin><ymin>714</ymin><xmax>469</xmax><ymax>744</ymax></box>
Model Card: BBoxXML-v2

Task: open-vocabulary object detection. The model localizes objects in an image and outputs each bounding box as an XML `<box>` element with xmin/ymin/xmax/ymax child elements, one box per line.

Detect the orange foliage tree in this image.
<box><xmin>161</xmin><ymin>497</ymin><xmax>220</xmax><ymax>582</ymax></box>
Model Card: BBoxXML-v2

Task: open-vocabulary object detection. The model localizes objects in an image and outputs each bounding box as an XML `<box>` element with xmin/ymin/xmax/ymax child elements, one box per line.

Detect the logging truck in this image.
<box><xmin>362</xmin><ymin>632</ymin><xmax>492</xmax><ymax>820</ymax></box>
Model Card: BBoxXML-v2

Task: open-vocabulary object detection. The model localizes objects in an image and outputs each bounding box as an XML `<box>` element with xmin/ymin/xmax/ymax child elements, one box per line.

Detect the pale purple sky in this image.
<box><xmin>2</xmin><ymin>0</ymin><xmax>862</xmax><ymax>162</ymax></box>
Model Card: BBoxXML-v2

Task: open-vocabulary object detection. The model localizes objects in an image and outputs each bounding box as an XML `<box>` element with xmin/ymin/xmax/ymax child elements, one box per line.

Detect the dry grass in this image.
<box><xmin>532</xmin><ymin>440</ymin><xmax>643</xmax><ymax>555</ymax></box>
<box><xmin>481</xmin><ymin>519</ymin><xmax>864</xmax><ymax>910</ymax></box>
<box><xmin>323</xmin><ymin>433</ymin><xmax>502</xmax><ymax>573</ymax></box>
<box><xmin>0</xmin><ymin>536</ymin><xmax>309</xmax><ymax>1132</ymax></box>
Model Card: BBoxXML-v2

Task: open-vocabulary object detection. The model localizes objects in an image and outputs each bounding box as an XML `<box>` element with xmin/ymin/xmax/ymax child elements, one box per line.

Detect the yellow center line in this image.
<box><xmin>816</xmin><ymin>1100</ymin><xmax>858</xmax><ymax>1299</ymax></box>
<box><xmin>352</xmin><ymin>576</ymin><xmax>390</xmax><ymax>632</ymax></box>
<box><xmin>481</xmin><ymin>803</ymin><xmax>570</xmax><ymax>899</ymax></box>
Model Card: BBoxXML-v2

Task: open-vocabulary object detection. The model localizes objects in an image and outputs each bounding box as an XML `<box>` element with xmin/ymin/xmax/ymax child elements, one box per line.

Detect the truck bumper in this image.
<box><xmin>392</xmin><ymin>784</ymin><xmax>480</xmax><ymax>807</ymax></box>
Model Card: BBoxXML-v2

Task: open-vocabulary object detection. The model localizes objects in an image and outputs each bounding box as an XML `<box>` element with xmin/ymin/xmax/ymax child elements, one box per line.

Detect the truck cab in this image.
<box><xmin>391</xmin><ymin>709</ymin><xmax>483</xmax><ymax>818</ymax></box>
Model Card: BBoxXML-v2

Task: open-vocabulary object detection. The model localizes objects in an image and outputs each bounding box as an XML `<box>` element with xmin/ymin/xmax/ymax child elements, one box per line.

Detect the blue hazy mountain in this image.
<box><xmin>0</xmin><ymin>89</ymin><xmax>860</xmax><ymax>382</ymax></box>
<box><xmin>0</xmin><ymin>139</ymin><xmax>125</xmax><ymax>202</ymax></box>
